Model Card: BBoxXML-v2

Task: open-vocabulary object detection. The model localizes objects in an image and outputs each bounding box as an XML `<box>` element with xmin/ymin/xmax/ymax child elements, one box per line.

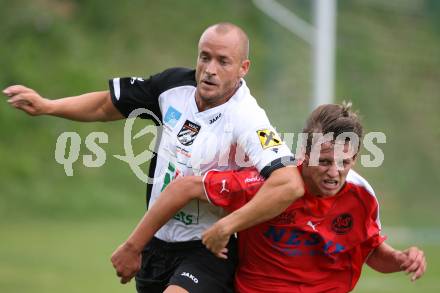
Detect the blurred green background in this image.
<box><xmin>0</xmin><ymin>0</ymin><xmax>439</xmax><ymax>292</ymax></box>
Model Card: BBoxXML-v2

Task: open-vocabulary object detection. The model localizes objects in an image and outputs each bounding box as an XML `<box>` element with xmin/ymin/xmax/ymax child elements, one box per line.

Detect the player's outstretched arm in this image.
<box><xmin>111</xmin><ymin>176</ymin><xmax>205</xmax><ymax>284</ymax></box>
<box><xmin>202</xmin><ymin>166</ymin><xmax>304</xmax><ymax>257</ymax></box>
<box><xmin>3</xmin><ymin>85</ymin><xmax>123</xmax><ymax>121</ymax></box>
<box><xmin>366</xmin><ymin>242</ymin><xmax>427</xmax><ymax>281</ymax></box>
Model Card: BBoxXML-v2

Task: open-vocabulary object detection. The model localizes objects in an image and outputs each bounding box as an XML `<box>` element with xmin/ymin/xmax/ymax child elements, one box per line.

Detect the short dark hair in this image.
<box><xmin>302</xmin><ymin>102</ymin><xmax>363</xmax><ymax>155</ymax></box>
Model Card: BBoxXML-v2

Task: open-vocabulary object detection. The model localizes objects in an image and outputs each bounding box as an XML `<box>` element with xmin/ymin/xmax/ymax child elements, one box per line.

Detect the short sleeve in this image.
<box><xmin>361</xmin><ymin>234</ymin><xmax>387</xmax><ymax>259</ymax></box>
<box><xmin>109</xmin><ymin>74</ymin><xmax>162</xmax><ymax>120</ymax></box>
<box><xmin>360</xmin><ymin>185</ymin><xmax>386</xmax><ymax>259</ymax></box>
<box><xmin>235</xmin><ymin>114</ymin><xmax>296</xmax><ymax>178</ymax></box>
<box><xmin>245</xmin><ymin>128</ymin><xmax>296</xmax><ymax>178</ymax></box>
<box><xmin>108</xmin><ymin>67</ymin><xmax>196</xmax><ymax>121</ymax></box>
<box><xmin>202</xmin><ymin>168</ymin><xmax>264</xmax><ymax>212</ymax></box>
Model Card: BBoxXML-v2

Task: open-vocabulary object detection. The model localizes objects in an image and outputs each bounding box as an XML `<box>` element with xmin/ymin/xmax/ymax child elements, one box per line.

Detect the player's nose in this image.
<box><xmin>205</xmin><ymin>61</ymin><xmax>217</xmax><ymax>76</ymax></box>
<box><xmin>327</xmin><ymin>163</ymin><xmax>339</xmax><ymax>177</ymax></box>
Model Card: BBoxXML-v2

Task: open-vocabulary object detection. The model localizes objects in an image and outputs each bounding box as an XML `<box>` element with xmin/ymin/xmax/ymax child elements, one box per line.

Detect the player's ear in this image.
<box><xmin>303</xmin><ymin>154</ymin><xmax>310</xmax><ymax>167</ymax></box>
<box><xmin>352</xmin><ymin>154</ymin><xmax>358</xmax><ymax>166</ymax></box>
<box><xmin>239</xmin><ymin>59</ymin><xmax>250</xmax><ymax>78</ymax></box>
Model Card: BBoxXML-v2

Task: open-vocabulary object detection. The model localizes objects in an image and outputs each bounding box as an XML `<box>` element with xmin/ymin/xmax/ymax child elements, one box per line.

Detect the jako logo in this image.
<box><xmin>209</xmin><ymin>113</ymin><xmax>222</xmax><ymax>124</ymax></box>
<box><xmin>181</xmin><ymin>272</ymin><xmax>199</xmax><ymax>283</ymax></box>
<box><xmin>244</xmin><ymin>176</ymin><xmax>264</xmax><ymax>184</ymax></box>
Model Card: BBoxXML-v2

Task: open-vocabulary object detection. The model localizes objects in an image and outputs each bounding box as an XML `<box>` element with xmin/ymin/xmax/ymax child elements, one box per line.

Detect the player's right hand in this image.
<box><xmin>3</xmin><ymin>85</ymin><xmax>51</xmax><ymax>116</ymax></box>
<box><xmin>202</xmin><ymin>221</ymin><xmax>231</xmax><ymax>259</ymax></box>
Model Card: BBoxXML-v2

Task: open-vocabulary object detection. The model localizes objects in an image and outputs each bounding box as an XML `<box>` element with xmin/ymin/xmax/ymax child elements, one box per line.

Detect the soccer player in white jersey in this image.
<box><xmin>3</xmin><ymin>23</ymin><xmax>304</xmax><ymax>293</ymax></box>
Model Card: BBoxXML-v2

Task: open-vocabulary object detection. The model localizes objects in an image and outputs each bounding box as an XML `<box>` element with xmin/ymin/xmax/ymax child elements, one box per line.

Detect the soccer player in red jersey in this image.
<box><xmin>112</xmin><ymin>103</ymin><xmax>426</xmax><ymax>292</ymax></box>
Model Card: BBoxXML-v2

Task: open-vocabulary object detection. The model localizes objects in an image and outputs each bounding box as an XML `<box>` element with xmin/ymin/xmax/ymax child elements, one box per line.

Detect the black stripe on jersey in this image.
<box><xmin>145</xmin><ymin>154</ymin><xmax>158</xmax><ymax>208</ymax></box>
<box><xmin>145</xmin><ymin>124</ymin><xmax>163</xmax><ymax>209</ymax></box>
<box><xmin>109</xmin><ymin>67</ymin><xmax>196</xmax><ymax>122</ymax></box>
<box><xmin>260</xmin><ymin>156</ymin><xmax>296</xmax><ymax>178</ymax></box>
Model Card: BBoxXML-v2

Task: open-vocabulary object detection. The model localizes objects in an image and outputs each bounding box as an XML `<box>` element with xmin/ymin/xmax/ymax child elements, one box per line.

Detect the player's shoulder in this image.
<box><xmin>229</xmin><ymin>81</ymin><xmax>270</xmax><ymax>128</ymax></box>
<box><xmin>231</xmin><ymin>80</ymin><xmax>261</xmax><ymax>108</ymax></box>
<box><xmin>345</xmin><ymin>169</ymin><xmax>382</xmax><ymax>227</ymax></box>
<box><xmin>157</xmin><ymin>67</ymin><xmax>196</xmax><ymax>80</ymax></box>
<box><xmin>153</xmin><ymin>67</ymin><xmax>196</xmax><ymax>93</ymax></box>
<box><xmin>346</xmin><ymin>169</ymin><xmax>377</xmax><ymax>199</ymax></box>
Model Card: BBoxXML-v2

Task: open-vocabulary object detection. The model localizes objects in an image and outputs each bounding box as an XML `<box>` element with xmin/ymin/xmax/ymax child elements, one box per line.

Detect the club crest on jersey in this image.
<box><xmin>331</xmin><ymin>213</ymin><xmax>353</xmax><ymax>234</ymax></box>
<box><xmin>257</xmin><ymin>129</ymin><xmax>282</xmax><ymax>149</ymax></box>
<box><xmin>177</xmin><ymin>120</ymin><xmax>201</xmax><ymax>146</ymax></box>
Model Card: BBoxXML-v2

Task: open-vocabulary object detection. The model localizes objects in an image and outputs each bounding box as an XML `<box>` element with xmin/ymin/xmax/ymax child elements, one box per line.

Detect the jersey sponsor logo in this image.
<box><xmin>264</xmin><ymin>226</ymin><xmax>345</xmax><ymax>256</ymax></box>
<box><xmin>173</xmin><ymin>210</ymin><xmax>198</xmax><ymax>225</ymax></box>
<box><xmin>209</xmin><ymin>113</ymin><xmax>222</xmax><ymax>124</ymax></box>
<box><xmin>257</xmin><ymin>129</ymin><xmax>282</xmax><ymax>149</ymax></box>
<box><xmin>129</xmin><ymin>77</ymin><xmax>144</xmax><ymax>84</ymax></box>
<box><xmin>180</xmin><ymin>272</ymin><xmax>199</xmax><ymax>284</ymax></box>
<box><xmin>177</xmin><ymin>120</ymin><xmax>201</xmax><ymax>146</ymax></box>
<box><xmin>160</xmin><ymin>162</ymin><xmax>180</xmax><ymax>192</ymax></box>
<box><xmin>244</xmin><ymin>175</ymin><xmax>264</xmax><ymax>184</ymax></box>
<box><xmin>164</xmin><ymin>106</ymin><xmax>182</xmax><ymax>128</ymax></box>
<box><xmin>331</xmin><ymin>213</ymin><xmax>353</xmax><ymax>235</ymax></box>
<box><xmin>176</xmin><ymin>145</ymin><xmax>191</xmax><ymax>158</ymax></box>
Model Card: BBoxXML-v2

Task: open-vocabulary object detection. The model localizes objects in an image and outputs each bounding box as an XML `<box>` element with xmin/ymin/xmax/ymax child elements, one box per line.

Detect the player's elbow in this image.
<box><xmin>178</xmin><ymin>176</ymin><xmax>205</xmax><ymax>201</ymax></box>
<box><xmin>272</xmin><ymin>167</ymin><xmax>304</xmax><ymax>204</ymax></box>
<box><xmin>267</xmin><ymin>182</ymin><xmax>303</xmax><ymax>217</ymax></box>
<box><xmin>260</xmin><ymin>167</ymin><xmax>304</xmax><ymax>214</ymax></box>
<box><xmin>270</xmin><ymin>179</ymin><xmax>304</xmax><ymax>211</ymax></box>
<box><xmin>282</xmin><ymin>178</ymin><xmax>304</xmax><ymax>203</ymax></box>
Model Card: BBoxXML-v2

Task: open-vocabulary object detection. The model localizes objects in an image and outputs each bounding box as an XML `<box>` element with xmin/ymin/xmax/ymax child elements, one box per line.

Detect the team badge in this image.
<box><xmin>164</xmin><ymin>106</ymin><xmax>182</xmax><ymax>128</ymax></box>
<box><xmin>331</xmin><ymin>213</ymin><xmax>353</xmax><ymax>234</ymax></box>
<box><xmin>177</xmin><ymin>120</ymin><xmax>201</xmax><ymax>146</ymax></box>
<box><xmin>257</xmin><ymin>129</ymin><xmax>282</xmax><ymax>149</ymax></box>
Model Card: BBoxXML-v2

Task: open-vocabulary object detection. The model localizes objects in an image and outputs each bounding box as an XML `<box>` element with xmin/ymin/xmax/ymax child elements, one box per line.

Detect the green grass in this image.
<box><xmin>0</xmin><ymin>219</ymin><xmax>438</xmax><ymax>293</ymax></box>
<box><xmin>0</xmin><ymin>219</ymin><xmax>138</xmax><ymax>293</ymax></box>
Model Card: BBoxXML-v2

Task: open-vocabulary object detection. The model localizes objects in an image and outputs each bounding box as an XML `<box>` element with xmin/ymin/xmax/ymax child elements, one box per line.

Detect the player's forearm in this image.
<box><xmin>125</xmin><ymin>176</ymin><xmax>205</xmax><ymax>252</ymax></box>
<box><xmin>367</xmin><ymin>242</ymin><xmax>402</xmax><ymax>273</ymax></box>
<box><xmin>218</xmin><ymin>167</ymin><xmax>304</xmax><ymax>234</ymax></box>
<box><xmin>47</xmin><ymin>91</ymin><xmax>123</xmax><ymax>121</ymax></box>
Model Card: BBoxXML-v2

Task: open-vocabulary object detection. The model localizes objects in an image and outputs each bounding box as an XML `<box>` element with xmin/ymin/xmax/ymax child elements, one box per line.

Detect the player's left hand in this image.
<box><xmin>202</xmin><ymin>222</ymin><xmax>231</xmax><ymax>259</ymax></box>
<box><xmin>397</xmin><ymin>246</ymin><xmax>427</xmax><ymax>281</ymax></box>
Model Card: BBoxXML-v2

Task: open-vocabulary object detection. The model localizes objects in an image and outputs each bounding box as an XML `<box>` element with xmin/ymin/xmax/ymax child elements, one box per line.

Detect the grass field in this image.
<box><xmin>0</xmin><ymin>219</ymin><xmax>438</xmax><ymax>293</ymax></box>
<box><xmin>0</xmin><ymin>219</ymin><xmax>137</xmax><ymax>293</ymax></box>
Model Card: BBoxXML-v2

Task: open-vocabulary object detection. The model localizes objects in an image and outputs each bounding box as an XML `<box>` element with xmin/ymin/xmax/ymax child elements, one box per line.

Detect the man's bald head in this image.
<box><xmin>199</xmin><ymin>22</ymin><xmax>250</xmax><ymax>61</ymax></box>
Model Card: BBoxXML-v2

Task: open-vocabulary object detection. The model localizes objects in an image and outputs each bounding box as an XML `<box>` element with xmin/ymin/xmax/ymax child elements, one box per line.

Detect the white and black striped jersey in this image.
<box><xmin>109</xmin><ymin>67</ymin><xmax>294</xmax><ymax>242</ymax></box>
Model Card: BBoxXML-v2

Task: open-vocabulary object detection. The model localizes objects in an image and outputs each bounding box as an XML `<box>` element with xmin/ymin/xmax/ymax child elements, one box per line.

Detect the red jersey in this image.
<box><xmin>203</xmin><ymin>167</ymin><xmax>385</xmax><ymax>293</ymax></box>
